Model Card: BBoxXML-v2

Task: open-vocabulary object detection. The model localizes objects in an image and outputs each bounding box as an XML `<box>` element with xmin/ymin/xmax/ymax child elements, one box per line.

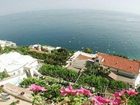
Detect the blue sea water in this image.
<box><xmin>0</xmin><ymin>10</ymin><xmax>140</xmax><ymax>59</ymax></box>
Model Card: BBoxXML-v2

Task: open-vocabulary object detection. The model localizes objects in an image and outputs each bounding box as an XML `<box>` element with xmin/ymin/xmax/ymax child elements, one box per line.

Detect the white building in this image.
<box><xmin>65</xmin><ymin>51</ymin><xmax>96</xmax><ymax>72</ymax></box>
<box><xmin>0</xmin><ymin>52</ymin><xmax>40</xmax><ymax>85</ymax></box>
<box><xmin>97</xmin><ymin>53</ymin><xmax>140</xmax><ymax>88</ymax></box>
<box><xmin>0</xmin><ymin>40</ymin><xmax>16</xmax><ymax>49</ymax></box>
<box><xmin>29</xmin><ymin>44</ymin><xmax>61</xmax><ymax>53</ymax></box>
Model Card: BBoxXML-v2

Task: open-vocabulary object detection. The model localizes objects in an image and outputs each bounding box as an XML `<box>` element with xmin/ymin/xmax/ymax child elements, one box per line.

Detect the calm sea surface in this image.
<box><xmin>0</xmin><ymin>10</ymin><xmax>140</xmax><ymax>59</ymax></box>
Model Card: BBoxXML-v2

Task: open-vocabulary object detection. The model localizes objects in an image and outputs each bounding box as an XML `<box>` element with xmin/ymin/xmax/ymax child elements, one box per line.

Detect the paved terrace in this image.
<box><xmin>0</xmin><ymin>83</ymin><xmax>32</xmax><ymax>105</ymax></box>
<box><xmin>66</xmin><ymin>51</ymin><xmax>96</xmax><ymax>72</ymax></box>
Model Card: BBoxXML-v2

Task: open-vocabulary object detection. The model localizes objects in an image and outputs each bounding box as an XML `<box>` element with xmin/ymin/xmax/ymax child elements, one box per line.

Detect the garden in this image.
<box><xmin>20</xmin><ymin>77</ymin><xmax>139</xmax><ymax>105</ymax></box>
<box><xmin>19</xmin><ymin>63</ymin><xmax>140</xmax><ymax>105</ymax></box>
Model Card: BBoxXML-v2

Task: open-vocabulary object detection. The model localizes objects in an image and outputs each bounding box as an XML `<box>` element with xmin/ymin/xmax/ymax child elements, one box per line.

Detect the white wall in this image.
<box><xmin>0</xmin><ymin>73</ymin><xmax>27</xmax><ymax>86</ymax></box>
<box><xmin>135</xmin><ymin>74</ymin><xmax>140</xmax><ymax>88</ymax></box>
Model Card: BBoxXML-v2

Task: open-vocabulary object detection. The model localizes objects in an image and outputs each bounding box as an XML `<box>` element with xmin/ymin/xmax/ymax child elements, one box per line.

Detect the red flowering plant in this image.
<box><xmin>114</xmin><ymin>89</ymin><xmax>139</xmax><ymax>104</ymax></box>
<box><xmin>28</xmin><ymin>83</ymin><xmax>139</xmax><ymax>105</ymax></box>
<box><xmin>60</xmin><ymin>84</ymin><xmax>139</xmax><ymax>105</ymax></box>
<box><xmin>92</xmin><ymin>89</ymin><xmax>139</xmax><ymax>105</ymax></box>
<box><xmin>60</xmin><ymin>84</ymin><xmax>93</xmax><ymax>105</ymax></box>
<box><xmin>91</xmin><ymin>96</ymin><xmax>110</xmax><ymax>105</ymax></box>
<box><xmin>30</xmin><ymin>84</ymin><xmax>46</xmax><ymax>93</ymax></box>
<box><xmin>29</xmin><ymin>84</ymin><xmax>46</xmax><ymax>105</ymax></box>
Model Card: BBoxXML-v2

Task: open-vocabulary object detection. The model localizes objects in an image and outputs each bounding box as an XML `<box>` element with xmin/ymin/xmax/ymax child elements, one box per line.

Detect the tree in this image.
<box><xmin>84</xmin><ymin>61</ymin><xmax>99</xmax><ymax>75</ymax></box>
<box><xmin>84</xmin><ymin>61</ymin><xmax>109</xmax><ymax>76</ymax></box>
<box><xmin>44</xmin><ymin>48</ymin><xmax>70</xmax><ymax>66</ymax></box>
<box><xmin>83</xmin><ymin>48</ymin><xmax>93</xmax><ymax>54</ymax></box>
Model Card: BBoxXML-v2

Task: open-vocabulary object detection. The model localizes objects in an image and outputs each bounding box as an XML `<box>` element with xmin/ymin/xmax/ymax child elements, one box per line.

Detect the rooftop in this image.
<box><xmin>97</xmin><ymin>53</ymin><xmax>140</xmax><ymax>75</ymax></box>
<box><xmin>66</xmin><ymin>51</ymin><xmax>96</xmax><ymax>72</ymax></box>
<box><xmin>0</xmin><ymin>52</ymin><xmax>38</xmax><ymax>73</ymax></box>
<box><xmin>0</xmin><ymin>40</ymin><xmax>16</xmax><ymax>47</ymax></box>
<box><xmin>76</xmin><ymin>54</ymin><xmax>93</xmax><ymax>60</ymax></box>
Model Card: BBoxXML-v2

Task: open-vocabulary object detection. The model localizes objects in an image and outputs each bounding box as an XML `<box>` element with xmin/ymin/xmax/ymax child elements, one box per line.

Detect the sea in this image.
<box><xmin>0</xmin><ymin>10</ymin><xmax>140</xmax><ymax>59</ymax></box>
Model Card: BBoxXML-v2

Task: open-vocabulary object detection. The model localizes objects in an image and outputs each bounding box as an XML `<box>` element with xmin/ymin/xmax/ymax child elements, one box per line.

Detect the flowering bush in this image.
<box><xmin>126</xmin><ymin>89</ymin><xmax>138</xmax><ymax>96</ymax></box>
<box><xmin>29</xmin><ymin>84</ymin><xmax>46</xmax><ymax>93</ymax></box>
<box><xmin>59</xmin><ymin>85</ymin><xmax>90</xmax><ymax>104</ymax></box>
<box><xmin>91</xmin><ymin>96</ymin><xmax>110</xmax><ymax>105</ymax></box>
<box><xmin>28</xmin><ymin>84</ymin><xmax>139</xmax><ymax>105</ymax></box>
<box><xmin>29</xmin><ymin>84</ymin><xmax>46</xmax><ymax>105</ymax></box>
<box><xmin>60</xmin><ymin>85</ymin><xmax>92</xmax><ymax>96</ymax></box>
<box><xmin>60</xmin><ymin>85</ymin><xmax>139</xmax><ymax>105</ymax></box>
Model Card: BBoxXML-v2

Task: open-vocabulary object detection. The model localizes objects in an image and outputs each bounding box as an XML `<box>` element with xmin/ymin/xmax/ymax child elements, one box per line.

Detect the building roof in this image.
<box><xmin>76</xmin><ymin>54</ymin><xmax>93</xmax><ymax>60</ymax></box>
<box><xmin>0</xmin><ymin>52</ymin><xmax>38</xmax><ymax>73</ymax></box>
<box><xmin>66</xmin><ymin>52</ymin><xmax>96</xmax><ymax>72</ymax></box>
<box><xmin>0</xmin><ymin>40</ymin><xmax>16</xmax><ymax>47</ymax></box>
<box><xmin>97</xmin><ymin>53</ymin><xmax>140</xmax><ymax>75</ymax></box>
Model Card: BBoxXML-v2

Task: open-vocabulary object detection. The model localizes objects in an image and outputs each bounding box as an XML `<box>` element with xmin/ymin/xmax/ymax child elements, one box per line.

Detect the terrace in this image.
<box><xmin>66</xmin><ymin>51</ymin><xmax>96</xmax><ymax>72</ymax></box>
<box><xmin>0</xmin><ymin>83</ymin><xmax>32</xmax><ymax>105</ymax></box>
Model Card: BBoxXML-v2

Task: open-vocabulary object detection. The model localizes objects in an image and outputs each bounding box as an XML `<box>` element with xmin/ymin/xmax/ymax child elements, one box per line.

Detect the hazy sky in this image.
<box><xmin>0</xmin><ymin>0</ymin><xmax>140</xmax><ymax>16</ymax></box>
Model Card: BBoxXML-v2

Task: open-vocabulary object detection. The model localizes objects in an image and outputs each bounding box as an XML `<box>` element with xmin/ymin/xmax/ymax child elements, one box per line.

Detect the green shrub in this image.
<box><xmin>128</xmin><ymin>94</ymin><xmax>140</xmax><ymax>105</ymax></box>
<box><xmin>0</xmin><ymin>71</ymin><xmax>9</xmax><ymax>80</ymax></box>
<box><xmin>0</xmin><ymin>47</ymin><xmax>71</xmax><ymax>66</ymax></box>
<box><xmin>20</xmin><ymin>77</ymin><xmax>46</xmax><ymax>88</ymax></box>
<box><xmin>83</xmin><ymin>48</ymin><xmax>93</xmax><ymax>54</ymax></box>
<box><xmin>39</xmin><ymin>64</ymin><xmax>78</xmax><ymax>82</ymax></box>
<box><xmin>77</xmin><ymin>75</ymin><xmax>109</xmax><ymax>92</ymax></box>
<box><xmin>108</xmin><ymin>80</ymin><xmax>129</xmax><ymax>92</ymax></box>
<box><xmin>39</xmin><ymin>64</ymin><xmax>130</xmax><ymax>92</ymax></box>
<box><xmin>42</xmin><ymin>83</ymin><xmax>61</xmax><ymax>101</ymax></box>
<box><xmin>44</xmin><ymin>48</ymin><xmax>70</xmax><ymax>66</ymax></box>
